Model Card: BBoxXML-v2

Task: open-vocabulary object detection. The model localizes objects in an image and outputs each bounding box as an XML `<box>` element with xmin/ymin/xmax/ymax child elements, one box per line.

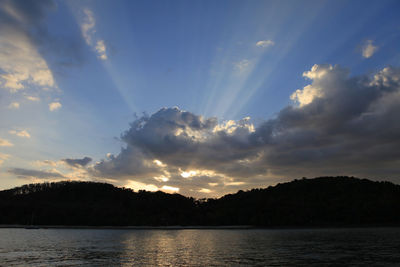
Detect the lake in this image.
<box><xmin>1</xmin><ymin>228</ymin><xmax>400</xmax><ymax>266</ymax></box>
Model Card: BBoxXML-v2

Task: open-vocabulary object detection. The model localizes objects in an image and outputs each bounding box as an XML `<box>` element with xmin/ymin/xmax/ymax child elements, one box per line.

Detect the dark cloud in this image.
<box><xmin>252</xmin><ymin>65</ymin><xmax>400</xmax><ymax>178</ymax></box>
<box><xmin>63</xmin><ymin>157</ymin><xmax>92</xmax><ymax>168</ymax></box>
<box><xmin>91</xmin><ymin>65</ymin><xmax>400</xmax><ymax>196</ymax></box>
<box><xmin>9</xmin><ymin>167</ymin><xmax>64</xmax><ymax>179</ymax></box>
<box><xmin>91</xmin><ymin>107</ymin><xmax>258</xmax><ymax>180</ymax></box>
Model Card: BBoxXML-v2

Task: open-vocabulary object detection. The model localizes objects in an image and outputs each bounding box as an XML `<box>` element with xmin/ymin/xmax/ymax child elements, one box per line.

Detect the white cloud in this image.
<box><xmin>0</xmin><ymin>138</ymin><xmax>13</xmax><ymax>147</ymax></box>
<box><xmin>256</xmin><ymin>40</ymin><xmax>274</xmax><ymax>48</ymax></box>
<box><xmin>9</xmin><ymin>130</ymin><xmax>31</xmax><ymax>138</ymax></box>
<box><xmin>49</xmin><ymin>101</ymin><xmax>62</xmax><ymax>111</ymax></box>
<box><xmin>81</xmin><ymin>9</ymin><xmax>96</xmax><ymax>46</ymax></box>
<box><xmin>80</xmin><ymin>8</ymin><xmax>108</xmax><ymax>60</ymax></box>
<box><xmin>8</xmin><ymin>102</ymin><xmax>20</xmax><ymax>109</ymax></box>
<box><xmin>26</xmin><ymin>96</ymin><xmax>40</xmax><ymax>101</ymax></box>
<box><xmin>213</xmin><ymin>116</ymin><xmax>255</xmax><ymax>135</ymax></box>
<box><xmin>95</xmin><ymin>40</ymin><xmax>107</xmax><ymax>60</ymax></box>
<box><xmin>302</xmin><ymin>64</ymin><xmax>332</xmax><ymax>79</ymax></box>
<box><xmin>362</xmin><ymin>40</ymin><xmax>378</xmax><ymax>58</ymax></box>
<box><xmin>0</xmin><ymin>29</ymin><xmax>55</xmax><ymax>92</ymax></box>
<box><xmin>290</xmin><ymin>64</ymin><xmax>347</xmax><ymax>106</ymax></box>
<box><xmin>290</xmin><ymin>85</ymin><xmax>323</xmax><ymax>107</ymax></box>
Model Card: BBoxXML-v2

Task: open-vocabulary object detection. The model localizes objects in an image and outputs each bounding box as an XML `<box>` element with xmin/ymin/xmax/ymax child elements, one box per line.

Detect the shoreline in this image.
<box><xmin>1</xmin><ymin>224</ymin><xmax>400</xmax><ymax>230</ymax></box>
<box><xmin>0</xmin><ymin>225</ymin><xmax>254</xmax><ymax>230</ymax></box>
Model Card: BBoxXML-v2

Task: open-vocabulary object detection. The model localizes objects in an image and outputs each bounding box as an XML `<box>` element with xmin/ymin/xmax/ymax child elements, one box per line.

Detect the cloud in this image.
<box><xmin>62</xmin><ymin>157</ymin><xmax>92</xmax><ymax>168</ymax></box>
<box><xmin>362</xmin><ymin>40</ymin><xmax>378</xmax><ymax>58</ymax></box>
<box><xmin>0</xmin><ymin>137</ymin><xmax>13</xmax><ymax>147</ymax></box>
<box><xmin>290</xmin><ymin>64</ymin><xmax>344</xmax><ymax>106</ymax></box>
<box><xmin>80</xmin><ymin>8</ymin><xmax>107</xmax><ymax>60</ymax></box>
<box><xmin>26</xmin><ymin>96</ymin><xmax>40</xmax><ymax>101</ymax></box>
<box><xmin>95</xmin><ymin>40</ymin><xmax>107</xmax><ymax>60</ymax></box>
<box><xmin>0</xmin><ymin>0</ymin><xmax>56</xmax><ymax>92</ymax></box>
<box><xmin>253</xmin><ymin>64</ymin><xmax>400</xmax><ymax>178</ymax></box>
<box><xmin>81</xmin><ymin>8</ymin><xmax>95</xmax><ymax>46</ymax></box>
<box><xmin>8</xmin><ymin>167</ymin><xmax>64</xmax><ymax>179</ymax></box>
<box><xmin>91</xmin><ymin>107</ymin><xmax>263</xmax><ymax>195</ymax></box>
<box><xmin>234</xmin><ymin>59</ymin><xmax>252</xmax><ymax>73</ymax></box>
<box><xmin>33</xmin><ymin>159</ymin><xmax>58</xmax><ymax>167</ymax></box>
<box><xmin>28</xmin><ymin>159</ymin><xmax>92</xmax><ymax>182</ymax></box>
<box><xmin>8</xmin><ymin>102</ymin><xmax>20</xmax><ymax>109</ymax></box>
<box><xmin>9</xmin><ymin>130</ymin><xmax>30</xmax><ymax>138</ymax></box>
<box><xmin>49</xmin><ymin>101</ymin><xmax>61</xmax><ymax>111</ymax></box>
<box><xmin>256</xmin><ymin>40</ymin><xmax>274</xmax><ymax>48</ymax></box>
<box><xmin>90</xmin><ymin>64</ymin><xmax>400</xmax><ymax>196</ymax></box>
<box><xmin>0</xmin><ymin>152</ymin><xmax>10</xmax><ymax>165</ymax></box>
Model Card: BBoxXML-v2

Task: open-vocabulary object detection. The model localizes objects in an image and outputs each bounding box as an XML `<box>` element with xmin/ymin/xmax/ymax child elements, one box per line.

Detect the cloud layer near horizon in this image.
<box><xmin>8</xmin><ymin>168</ymin><xmax>64</xmax><ymax>179</ymax></box>
<box><xmin>87</xmin><ymin>64</ymin><xmax>400</xmax><ymax>195</ymax></box>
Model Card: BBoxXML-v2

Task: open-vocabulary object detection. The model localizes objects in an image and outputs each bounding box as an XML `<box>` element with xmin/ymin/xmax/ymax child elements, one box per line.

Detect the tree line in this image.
<box><xmin>1</xmin><ymin>176</ymin><xmax>400</xmax><ymax>227</ymax></box>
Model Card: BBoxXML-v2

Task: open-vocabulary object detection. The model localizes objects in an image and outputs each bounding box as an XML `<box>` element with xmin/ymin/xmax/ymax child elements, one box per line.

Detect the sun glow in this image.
<box><xmin>125</xmin><ymin>180</ymin><xmax>158</xmax><ymax>192</ymax></box>
<box><xmin>181</xmin><ymin>170</ymin><xmax>198</xmax><ymax>178</ymax></box>
<box><xmin>180</xmin><ymin>169</ymin><xmax>220</xmax><ymax>178</ymax></box>
<box><xmin>199</xmin><ymin>188</ymin><xmax>212</xmax><ymax>193</ymax></box>
<box><xmin>154</xmin><ymin>175</ymin><xmax>169</xmax><ymax>182</ymax></box>
<box><xmin>153</xmin><ymin>159</ymin><xmax>166</xmax><ymax>167</ymax></box>
<box><xmin>161</xmin><ymin>185</ymin><xmax>179</xmax><ymax>193</ymax></box>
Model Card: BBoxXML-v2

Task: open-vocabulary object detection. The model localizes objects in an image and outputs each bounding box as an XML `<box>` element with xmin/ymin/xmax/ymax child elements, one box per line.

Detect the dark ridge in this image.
<box><xmin>1</xmin><ymin>177</ymin><xmax>400</xmax><ymax>227</ymax></box>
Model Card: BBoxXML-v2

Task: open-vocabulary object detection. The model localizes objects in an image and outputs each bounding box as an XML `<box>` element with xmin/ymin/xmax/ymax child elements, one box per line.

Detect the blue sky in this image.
<box><xmin>1</xmin><ymin>0</ymin><xmax>400</xmax><ymax>197</ymax></box>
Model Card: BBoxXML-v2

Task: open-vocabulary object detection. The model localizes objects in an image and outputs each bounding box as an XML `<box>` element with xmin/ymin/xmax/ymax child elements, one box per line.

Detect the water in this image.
<box><xmin>1</xmin><ymin>228</ymin><xmax>400</xmax><ymax>266</ymax></box>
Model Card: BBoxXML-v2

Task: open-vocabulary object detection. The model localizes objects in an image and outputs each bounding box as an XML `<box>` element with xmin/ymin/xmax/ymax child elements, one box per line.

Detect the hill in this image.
<box><xmin>1</xmin><ymin>176</ymin><xmax>400</xmax><ymax>227</ymax></box>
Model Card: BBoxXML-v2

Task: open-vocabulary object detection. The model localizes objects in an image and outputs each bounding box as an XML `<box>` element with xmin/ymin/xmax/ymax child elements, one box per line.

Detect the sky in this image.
<box><xmin>1</xmin><ymin>0</ymin><xmax>400</xmax><ymax>197</ymax></box>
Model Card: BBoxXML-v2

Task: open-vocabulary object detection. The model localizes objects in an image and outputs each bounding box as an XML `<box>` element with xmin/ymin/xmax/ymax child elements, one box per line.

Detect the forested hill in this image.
<box><xmin>1</xmin><ymin>176</ymin><xmax>400</xmax><ymax>227</ymax></box>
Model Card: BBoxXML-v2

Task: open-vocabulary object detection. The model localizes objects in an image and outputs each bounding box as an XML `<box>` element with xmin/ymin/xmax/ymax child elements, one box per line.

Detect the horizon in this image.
<box><xmin>2</xmin><ymin>175</ymin><xmax>399</xmax><ymax>201</ymax></box>
<box><xmin>1</xmin><ymin>175</ymin><xmax>397</xmax><ymax>199</ymax></box>
<box><xmin>1</xmin><ymin>0</ymin><xmax>400</xmax><ymax>198</ymax></box>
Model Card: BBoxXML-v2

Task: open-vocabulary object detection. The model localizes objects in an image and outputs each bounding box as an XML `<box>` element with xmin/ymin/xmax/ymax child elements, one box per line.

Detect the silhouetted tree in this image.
<box><xmin>1</xmin><ymin>177</ymin><xmax>400</xmax><ymax>227</ymax></box>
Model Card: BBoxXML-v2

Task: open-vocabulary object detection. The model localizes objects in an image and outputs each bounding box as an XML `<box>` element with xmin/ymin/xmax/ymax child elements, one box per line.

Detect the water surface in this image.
<box><xmin>1</xmin><ymin>228</ymin><xmax>400</xmax><ymax>266</ymax></box>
